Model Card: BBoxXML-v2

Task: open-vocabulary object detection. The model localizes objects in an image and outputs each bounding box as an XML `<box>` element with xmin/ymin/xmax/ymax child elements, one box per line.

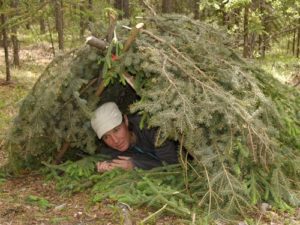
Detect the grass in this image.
<box><xmin>256</xmin><ymin>38</ymin><xmax>300</xmax><ymax>84</ymax></box>
<box><xmin>0</xmin><ymin>43</ymin><xmax>53</xmax><ymax>169</ymax></box>
<box><xmin>0</xmin><ymin>66</ymin><xmax>42</xmax><ymax>136</ymax></box>
<box><xmin>256</xmin><ymin>54</ymin><xmax>300</xmax><ymax>84</ymax></box>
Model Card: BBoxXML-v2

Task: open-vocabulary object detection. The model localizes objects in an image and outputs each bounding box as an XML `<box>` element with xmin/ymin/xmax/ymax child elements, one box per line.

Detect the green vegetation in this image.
<box><xmin>25</xmin><ymin>194</ymin><xmax>52</xmax><ymax>209</ymax></box>
<box><xmin>3</xmin><ymin>14</ymin><xmax>299</xmax><ymax>223</ymax></box>
<box><xmin>1</xmin><ymin>1</ymin><xmax>299</xmax><ymax>224</ymax></box>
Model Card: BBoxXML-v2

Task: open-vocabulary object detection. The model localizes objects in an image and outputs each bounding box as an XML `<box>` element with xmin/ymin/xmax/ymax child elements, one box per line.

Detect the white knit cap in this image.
<box><xmin>91</xmin><ymin>102</ymin><xmax>123</xmax><ymax>139</ymax></box>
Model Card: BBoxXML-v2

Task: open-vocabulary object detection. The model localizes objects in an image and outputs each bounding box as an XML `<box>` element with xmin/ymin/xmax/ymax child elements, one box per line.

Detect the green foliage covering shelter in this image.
<box><xmin>4</xmin><ymin>15</ymin><xmax>300</xmax><ymax>219</ymax></box>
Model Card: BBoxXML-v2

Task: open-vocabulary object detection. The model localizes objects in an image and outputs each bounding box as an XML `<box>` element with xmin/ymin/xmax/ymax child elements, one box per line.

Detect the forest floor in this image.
<box><xmin>0</xmin><ymin>44</ymin><xmax>180</xmax><ymax>225</ymax></box>
<box><xmin>0</xmin><ymin>45</ymin><xmax>299</xmax><ymax>225</ymax></box>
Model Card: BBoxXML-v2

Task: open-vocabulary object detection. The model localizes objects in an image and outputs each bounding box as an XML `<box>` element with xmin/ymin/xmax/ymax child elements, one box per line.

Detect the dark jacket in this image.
<box><xmin>99</xmin><ymin>115</ymin><xmax>178</xmax><ymax>169</ymax></box>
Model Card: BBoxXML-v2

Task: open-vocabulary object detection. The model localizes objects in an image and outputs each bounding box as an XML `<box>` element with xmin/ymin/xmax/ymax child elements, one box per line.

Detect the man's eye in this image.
<box><xmin>114</xmin><ymin>126</ymin><xmax>120</xmax><ymax>132</ymax></box>
<box><xmin>102</xmin><ymin>135</ymin><xmax>108</xmax><ymax>140</ymax></box>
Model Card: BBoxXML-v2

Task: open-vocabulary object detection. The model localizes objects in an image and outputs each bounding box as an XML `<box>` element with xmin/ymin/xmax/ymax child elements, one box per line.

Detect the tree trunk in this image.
<box><xmin>258</xmin><ymin>34</ymin><xmax>263</xmax><ymax>56</ymax></box>
<box><xmin>79</xmin><ymin>0</ymin><xmax>85</xmax><ymax>38</ymax></box>
<box><xmin>292</xmin><ymin>28</ymin><xmax>296</xmax><ymax>56</ymax></box>
<box><xmin>47</xmin><ymin>17</ymin><xmax>56</xmax><ymax>56</ymax></box>
<box><xmin>243</xmin><ymin>5</ymin><xmax>250</xmax><ymax>58</ymax></box>
<box><xmin>190</xmin><ymin>0</ymin><xmax>200</xmax><ymax>20</ymax></box>
<box><xmin>114</xmin><ymin>0</ymin><xmax>129</xmax><ymax>19</ymax></box>
<box><xmin>220</xmin><ymin>0</ymin><xmax>229</xmax><ymax>26</ymax></box>
<box><xmin>297</xmin><ymin>18</ymin><xmax>300</xmax><ymax>58</ymax></box>
<box><xmin>0</xmin><ymin>2</ymin><xmax>11</xmax><ymax>82</ymax></box>
<box><xmin>39</xmin><ymin>0</ymin><xmax>46</xmax><ymax>34</ymax></box>
<box><xmin>88</xmin><ymin>0</ymin><xmax>93</xmax><ymax>23</ymax></box>
<box><xmin>249</xmin><ymin>33</ymin><xmax>257</xmax><ymax>57</ymax></box>
<box><xmin>260</xmin><ymin>0</ymin><xmax>269</xmax><ymax>58</ymax></box>
<box><xmin>162</xmin><ymin>0</ymin><xmax>173</xmax><ymax>13</ymax></box>
<box><xmin>54</xmin><ymin>0</ymin><xmax>64</xmax><ymax>50</ymax></box>
<box><xmin>11</xmin><ymin>0</ymin><xmax>20</xmax><ymax>67</ymax></box>
<box><xmin>287</xmin><ymin>39</ymin><xmax>290</xmax><ymax>55</ymax></box>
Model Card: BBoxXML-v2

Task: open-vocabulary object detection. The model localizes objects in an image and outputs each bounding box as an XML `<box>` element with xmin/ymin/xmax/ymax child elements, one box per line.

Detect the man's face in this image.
<box><xmin>102</xmin><ymin>116</ymin><xmax>131</xmax><ymax>152</ymax></box>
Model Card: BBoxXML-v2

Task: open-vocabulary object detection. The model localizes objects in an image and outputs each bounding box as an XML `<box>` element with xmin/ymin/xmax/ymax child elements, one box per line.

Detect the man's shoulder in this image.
<box><xmin>128</xmin><ymin>114</ymin><xmax>141</xmax><ymax>126</ymax></box>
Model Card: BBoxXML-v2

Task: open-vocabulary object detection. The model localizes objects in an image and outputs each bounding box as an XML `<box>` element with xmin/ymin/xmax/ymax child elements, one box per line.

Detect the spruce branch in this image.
<box><xmin>247</xmin><ymin>125</ymin><xmax>257</xmax><ymax>163</ymax></box>
<box><xmin>178</xmin><ymin>134</ymin><xmax>189</xmax><ymax>193</ymax></box>
<box><xmin>140</xmin><ymin>204</ymin><xmax>167</xmax><ymax>224</ymax></box>
<box><xmin>61</xmin><ymin>78</ymin><xmax>98</xmax><ymax>108</ymax></box>
<box><xmin>161</xmin><ymin>57</ymin><xmax>194</xmax><ymax>130</ymax></box>
<box><xmin>141</xmin><ymin>29</ymin><xmax>208</xmax><ymax>78</ymax></box>
<box><xmin>187</xmin><ymin>152</ymin><xmax>220</xmax><ymax>214</ymax></box>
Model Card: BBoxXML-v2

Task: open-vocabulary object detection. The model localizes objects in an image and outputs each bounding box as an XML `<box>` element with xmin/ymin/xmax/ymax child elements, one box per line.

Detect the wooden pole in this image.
<box><xmin>123</xmin><ymin>23</ymin><xmax>144</xmax><ymax>52</ymax></box>
<box><xmin>85</xmin><ymin>36</ymin><xmax>107</xmax><ymax>50</ymax></box>
<box><xmin>106</xmin><ymin>10</ymin><xmax>117</xmax><ymax>42</ymax></box>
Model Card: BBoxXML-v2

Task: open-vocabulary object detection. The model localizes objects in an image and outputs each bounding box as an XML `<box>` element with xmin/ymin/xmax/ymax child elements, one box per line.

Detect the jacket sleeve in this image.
<box><xmin>131</xmin><ymin>141</ymin><xmax>179</xmax><ymax>170</ymax></box>
<box><xmin>98</xmin><ymin>145</ymin><xmax>121</xmax><ymax>159</ymax></box>
<box><xmin>131</xmin><ymin>153</ymin><xmax>163</xmax><ymax>170</ymax></box>
<box><xmin>154</xmin><ymin>140</ymin><xmax>179</xmax><ymax>165</ymax></box>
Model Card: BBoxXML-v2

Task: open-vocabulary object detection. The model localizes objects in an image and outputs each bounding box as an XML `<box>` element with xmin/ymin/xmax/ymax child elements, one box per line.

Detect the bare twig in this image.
<box><xmin>178</xmin><ymin>134</ymin><xmax>189</xmax><ymax>193</ymax></box>
<box><xmin>123</xmin><ymin>72</ymin><xmax>136</xmax><ymax>90</ymax></box>
<box><xmin>140</xmin><ymin>204</ymin><xmax>167</xmax><ymax>224</ymax></box>
<box><xmin>141</xmin><ymin>0</ymin><xmax>157</xmax><ymax>17</ymax></box>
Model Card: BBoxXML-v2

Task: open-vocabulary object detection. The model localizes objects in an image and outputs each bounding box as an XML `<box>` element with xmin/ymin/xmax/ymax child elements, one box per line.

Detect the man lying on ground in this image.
<box><xmin>91</xmin><ymin>102</ymin><xmax>178</xmax><ymax>172</ymax></box>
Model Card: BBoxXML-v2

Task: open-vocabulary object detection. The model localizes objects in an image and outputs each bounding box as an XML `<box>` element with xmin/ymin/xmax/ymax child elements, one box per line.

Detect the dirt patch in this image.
<box><xmin>0</xmin><ymin>42</ymin><xmax>53</xmax><ymax>69</ymax></box>
<box><xmin>0</xmin><ymin>173</ymin><xmax>116</xmax><ymax>225</ymax></box>
<box><xmin>0</xmin><ymin>172</ymin><xmax>179</xmax><ymax>225</ymax></box>
<box><xmin>287</xmin><ymin>73</ymin><xmax>300</xmax><ymax>88</ymax></box>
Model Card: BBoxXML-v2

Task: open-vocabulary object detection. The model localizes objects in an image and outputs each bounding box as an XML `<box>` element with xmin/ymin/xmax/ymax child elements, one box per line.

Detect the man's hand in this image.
<box><xmin>111</xmin><ymin>156</ymin><xmax>134</xmax><ymax>171</ymax></box>
<box><xmin>96</xmin><ymin>161</ymin><xmax>113</xmax><ymax>173</ymax></box>
<box><xmin>96</xmin><ymin>156</ymin><xmax>134</xmax><ymax>173</ymax></box>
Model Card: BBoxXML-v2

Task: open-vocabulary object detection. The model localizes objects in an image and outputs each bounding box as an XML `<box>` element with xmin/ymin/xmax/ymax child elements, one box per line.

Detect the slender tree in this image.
<box><xmin>190</xmin><ymin>0</ymin><xmax>200</xmax><ymax>20</ymax></box>
<box><xmin>243</xmin><ymin>4</ymin><xmax>250</xmax><ymax>58</ymax></box>
<box><xmin>292</xmin><ymin>28</ymin><xmax>296</xmax><ymax>55</ymax></box>
<box><xmin>296</xmin><ymin>18</ymin><xmax>300</xmax><ymax>58</ymax></box>
<box><xmin>79</xmin><ymin>0</ymin><xmax>86</xmax><ymax>38</ymax></box>
<box><xmin>258</xmin><ymin>0</ymin><xmax>264</xmax><ymax>56</ymax></box>
<box><xmin>11</xmin><ymin>0</ymin><xmax>20</xmax><ymax>67</ymax></box>
<box><xmin>53</xmin><ymin>0</ymin><xmax>64</xmax><ymax>50</ymax></box>
<box><xmin>114</xmin><ymin>0</ymin><xmax>129</xmax><ymax>19</ymax></box>
<box><xmin>220</xmin><ymin>0</ymin><xmax>229</xmax><ymax>26</ymax></box>
<box><xmin>39</xmin><ymin>0</ymin><xmax>46</xmax><ymax>34</ymax></box>
<box><xmin>162</xmin><ymin>0</ymin><xmax>173</xmax><ymax>13</ymax></box>
<box><xmin>0</xmin><ymin>1</ymin><xmax>11</xmax><ymax>82</ymax></box>
<box><xmin>88</xmin><ymin>0</ymin><xmax>93</xmax><ymax>23</ymax></box>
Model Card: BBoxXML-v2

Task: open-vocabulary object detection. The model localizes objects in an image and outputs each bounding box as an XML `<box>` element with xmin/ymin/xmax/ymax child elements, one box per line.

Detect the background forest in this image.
<box><xmin>0</xmin><ymin>0</ymin><xmax>299</xmax><ymax>225</ymax></box>
<box><xmin>1</xmin><ymin>0</ymin><xmax>300</xmax><ymax>82</ymax></box>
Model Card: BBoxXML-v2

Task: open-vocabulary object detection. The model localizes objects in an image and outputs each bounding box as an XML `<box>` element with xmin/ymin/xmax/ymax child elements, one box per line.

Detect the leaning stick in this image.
<box><xmin>95</xmin><ymin>82</ymin><xmax>106</xmax><ymax>96</ymax></box>
<box><xmin>118</xmin><ymin>23</ymin><xmax>144</xmax><ymax>90</ymax></box>
<box><xmin>106</xmin><ymin>11</ymin><xmax>117</xmax><ymax>43</ymax></box>
<box><xmin>123</xmin><ymin>23</ymin><xmax>144</xmax><ymax>52</ymax></box>
<box><xmin>85</xmin><ymin>36</ymin><xmax>107</xmax><ymax>96</ymax></box>
<box><xmin>123</xmin><ymin>72</ymin><xmax>135</xmax><ymax>90</ymax></box>
<box><xmin>56</xmin><ymin>37</ymin><xmax>106</xmax><ymax>164</ymax></box>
